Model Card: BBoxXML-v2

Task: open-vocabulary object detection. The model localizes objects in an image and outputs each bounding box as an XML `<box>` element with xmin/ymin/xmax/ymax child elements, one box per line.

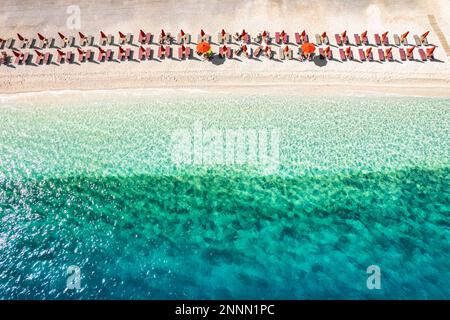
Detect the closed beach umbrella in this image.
<box><xmin>301</xmin><ymin>42</ymin><xmax>315</xmax><ymax>54</ymax></box>
<box><xmin>196</xmin><ymin>41</ymin><xmax>211</xmax><ymax>54</ymax></box>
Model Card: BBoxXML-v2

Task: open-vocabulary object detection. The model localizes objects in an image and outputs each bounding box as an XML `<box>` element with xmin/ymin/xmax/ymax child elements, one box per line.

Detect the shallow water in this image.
<box><xmin>0</xmin><ymin>94</ymin><xmax>449</xmax><ymax>299</ymax></box>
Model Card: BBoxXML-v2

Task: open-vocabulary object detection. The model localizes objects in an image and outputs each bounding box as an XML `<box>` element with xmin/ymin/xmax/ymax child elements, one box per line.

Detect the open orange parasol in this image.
<box><xmin>196</xmin><ymin>41</ymin><xmax>211</xmax><ymax>54</ymax></box>
<box><xmin>301</xmin><ymin>42</ymin><xmax>315</xmax><ymax>54</ymax></box>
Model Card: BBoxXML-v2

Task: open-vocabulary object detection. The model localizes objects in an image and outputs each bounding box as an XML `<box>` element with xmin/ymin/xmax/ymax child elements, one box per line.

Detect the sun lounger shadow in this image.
<box><xmin>252</xmin><ymin>57</ymin><xmax>262</xmax><ymax>62</ymax></box>
<box><xmin>50</xmin><ymin>62</ymin><xmax>59</xmax><ymax>66</ymax></box>
<box><xmin>231</xmin><ymin>57</ymin><xmax>242</xmax><ymax>62</ymax></box>
<box><xmin>5</xmin><ymin>64</ymin><xmax>16</xmax><ymax>69</ymax></box>
<box><xmin>331</xmin><ymin>57</ymin><xmax>343</xmax><ymax>63</ymax></box>
<box><xmin>89</xmin><ymin>60</ymin><xmax>101</xmax><ymax>64</ymax></box>
<box><xmin>429</xmin><ymin>58</ymin><xmax>445</xmax><ymax>63</ymax></box>
<box><xmin>190</xmin><ymin>56</ymin><xmax>201</xmax><ymax>61</ymax></box>
<box><xmin>272</xmin><ymin>57</ymin><xmax>283</xmax><ymax>63</ymax></box>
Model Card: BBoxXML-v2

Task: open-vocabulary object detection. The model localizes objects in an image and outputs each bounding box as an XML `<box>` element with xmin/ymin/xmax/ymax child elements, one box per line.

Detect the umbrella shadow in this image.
<box><xmin>211</xmin><ymin>55</ymin><xmax>225</xmax><ymax>65</ymax></box>
<box><xmin>313</xmin><ymin>55</ymin><xmax>328</xmax><ymax>67</ymax></box>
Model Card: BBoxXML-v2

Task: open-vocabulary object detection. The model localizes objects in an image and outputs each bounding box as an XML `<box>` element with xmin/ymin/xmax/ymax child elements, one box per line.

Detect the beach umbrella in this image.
<box><xmin>421</xmin><ymin>31</ymin><xmax>430</xmax><ymax>41</ymax></box>
<box><xmin>301</xmin><ymin>42</ymin><xmax>315</xmax><ymax>54</ymax></box>
<box><xmin>101</xmin><ymin>31</ymin><xmax>107</xmax><ymax>39</ymax></box>
<box><xmin>17</xmin><ymin>33</ymin><xmax>25</xmax><ymax>41</ymax></box>
<box><xmin>426</xmin><ymin>46</ymin><xmax>435</xmax><ymax>56</ymax></box>
<box><xmin>196</xmin><ymin>41</ymin><xmax>211</xmax><ymax>54</ymax></box>
<box><xmin>58</xmin><ymin>32</ymin><xmax>66</xmax><ymax>40</ymax></box>
<box><xmin>37</xmin><ymin>33</ymin><xmax>46</xmax><ymax>41</ymax></box>
<box><xmin>361</xmin><ymin>30</ymin><xmax>368</xmax><ymax>38</ymax></box>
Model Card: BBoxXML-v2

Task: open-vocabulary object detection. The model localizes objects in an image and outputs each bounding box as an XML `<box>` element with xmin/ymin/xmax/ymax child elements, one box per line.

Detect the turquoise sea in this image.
<box><xmin>0</xmin><ymin>93</ymin><xmax>449</xmax><ymax>299</ymax></box>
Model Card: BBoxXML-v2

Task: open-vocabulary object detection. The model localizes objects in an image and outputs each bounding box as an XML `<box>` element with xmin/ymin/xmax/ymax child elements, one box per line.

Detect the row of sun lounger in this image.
<box><xmin>0</xmin><ymin>30</ymin><xmax>433</xmax><ymax>51</ymax></box>
<box><xmin>2</xmin><ymin>45</ymin><xmax>436</xmax><ymax>67</ymax></box>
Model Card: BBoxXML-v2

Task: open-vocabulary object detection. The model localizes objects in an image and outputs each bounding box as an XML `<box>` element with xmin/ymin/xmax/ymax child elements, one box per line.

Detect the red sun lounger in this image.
<box><xmin>105</xmin><ymin>49</ymin><xmax>113</xmax><ymax>61</ymax></box>
<box><xmin>345</xmin><ymin>48</ymin><xmax>353</xmax><ymax>60</ymax></box>
<box><xmin>178</xmin><ymin>46</ymin><xmax>191</xmax><ymax>59</ymax></box>
<box><xmin>386</xmin><ymin>49</ymin><xmax>393</xmax><ymax>61</ymax></box>
<box><xmin>374</xmin><ymin>34</ymin><xmax>381</xmax><ymax>46</ymax></box>
<box><xmin>382</xmin><ymin>32</ymin><xmax>389</xmax><ymax>45</ymax></box>
<box><xmin>276</xmin><ymin>32</ymin><xmax>288</xmax><ymax>44</ymax></box>
<box><xmin>378</xmin><ymin>49</ymin><xmax>385</xmax><ymax>61</ymax></box>
<box><xmin>57</xmin><ymin>50</ymin><xmax>65</xmax><ymax>64</ymax></box>
<box><xmin>296</xmin><ymin>33</ymin><xmax>302</xmax><ymax>44</ymax></box>
<box><xmin>339</xmin><ymin>48</ymin><xmax>346</xmax><ymax>61</ymax></box>
<box><xmin>158</xmin><ymin>46</ymin><xmax>171</xmax><ymax>59</ymax></box>
<box><xmin>354</xmin><ymin>34</ymin><xmax>361</xmax><ymax>46</ymax></box>
<box><xmin>335</xmin><ymin>34</ymin><xmax>342</xmax><ymax>46</ymax></box>
<box><xmin>418</xmin><ymin>48</ymin><xmax>427</xmax><ymax>61</ymax></box>
<box><xmin>399</xmin><ymin>48</ymin><xmax>406</xmax><ymax>61</ymax></box>
<box><xmin>358</xmin><ymin>49</ymin><xmax>366</xmax><ymax>61</ymax></box>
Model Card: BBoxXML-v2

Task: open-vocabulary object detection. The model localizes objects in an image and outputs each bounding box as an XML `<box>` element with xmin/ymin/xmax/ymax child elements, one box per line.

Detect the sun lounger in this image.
<box><xmin>197</xmin><ymin>33</ymin><xmax>210</xmax><ymax>43</ymax></box>
<box><xmin>57</xmin><ymin>50</ymin><xmax>65</xmax><ymax>64</ymax></box>
<box><xmin>107</xmin><ymin>34</ymin><xmax>114</xmax><ymax>45</ymax></box>
<box><xmin>413</xmin><ymin>35</ymin><xmax>421</xmax><ymax>46</ymax></box>
<box><xmin>378</xmin><ymin>49</ymin><xmax>385</xmax><ymax>61</ymax></box>
<box><xmin>278</xmin><ymin>47</ymin><xmax>293</xmax><ymax>60</ymax></box>
<box><xmin>157</xmin><ymin>45</ymin><xmax>171</xmax><ymax>59</ymax></box>
<box><xmin>345</xmin><ymin>48</ymin><xmax>353</xmax><ymax>60</ymax></box>
<box><xmin>105</xmin><ymin>49</ymin><xmax>113</xmax><ymax>61</ymax></box>
<box><xmin>315</xmin><ymin>34</ymin><xmax>322</xmax><ymax>45</ymax></box>
<box><xmin>407</xmin><ymin>49</ymin><xmax>414</xmax><ymax>61</ymax></box>
<box><xmin>318</xmin><ymin>47</ymin><xmax>324</xmax><ymax>58</ymax></box>
<box><xmin>374</xmin><ymin>34</ymin><xmax>381</xmax><ymax>46</ymax></box>
<box><xmin>177</xmin><ymin>31</ymin><xmax>191</xmax><ymax>44</ymax></box>
<box><xmin>326</xmin><ymin>48</ymin><xmax>333</xmax><ymax>60</ymax></box>
<box><xmin>399</xmin><ymin>48</ymin><xmax>406</xmax><ymax>61</ymax></box>
<box><xmin>5</xmin><ymin>38</ymin><xmax>14</xmax><ymax>49</ymax></box>
<box><xmin>118</xmin><ymin>47</ymin><xmax>131</xmax><ymax>61</ymax></box>
<box><xmin>43</xmin><ymin>52</ymin><xmax>51</xmax><ymax>64</ymax></box>
<box><xmin>66</xmin><ymin>51</ymin><xmax>73</xmax><ymax>63</ymax></box>
<box><xmin>354</xmin><ymin>34</ymin><xmax>361</xmax><ymax>46</ymax></box>
<box><xmin>98</xmin><ymin>48</ymin><xmax>106</xmax><ymax>62</ymax></box>
<box><xmin>219</xmin><ymin>46</ymin><xmax>233</xmax><ymax>59</ymax></box>
<box><xmin>339</xmin><ymin>48</ymin><xmax>346</xmax><ymax>61</ymax></box>
<box><xmin>335</xmin><ymin>34</ymin><xmax>342</xmax><ymax>46</ymax></box>
<box><xmin>418</xmin><ymin>48</ymin><xmax>426</xmax><ymax>61</ymax></box>
<box><xmin>14</xmin><ymin>52</ymin><xmax>29</xmax><ymax>65</ymax></box>
<box><xmin>393</xmin><ymin>34</ymin><xmax>400</xmax><ymax>46</ymax></box>
<box><xmin>275</xmin><ymin>32</ymin><xmax>288</xmax><ymax>44</ymax></box>
<box><xmin>358</xmin><ymin>49</ymin><xmax>366</xmax><ymax>61</ymax></box>
<box><xmin>217</xmin><ymin>32</ymin><xmax>230</xmax><ymax>44</ymax></box>
<box><xmin>386</xmin><ymin>49</ymin><xmax>393</xmax><ymax>61</ymax></box>
<box><xmin>35</xmin><ymin>51</ymin><xmax>44</xmax><ymax>64</ymax></box>
<box><xmin>253</xmin><ymin>46</ymin><xmax>262</xmax><ymax>58</ymax></box>
<box><xmin>362</xmin><ymin>35</ymin><xmax>369</xmax><ymax>45</ymax></box>
<box><xmin>178</xmin><ymin>46</ymin><xmax>191</xmax><ymax>59</ymax></box>
<box><xmin>139</xmin><ymin>31</ymin><xmax>152</xmax><ymax>45</ymax></box>
<box><xmin>294</xmin><ymin>32</ymin><xmax>306</xmax><ymax>44</ymax></box>
<box><xmin>382</xmin><ymin>35</ymin><xmax>389</xmax><ymax>45</ymax></box>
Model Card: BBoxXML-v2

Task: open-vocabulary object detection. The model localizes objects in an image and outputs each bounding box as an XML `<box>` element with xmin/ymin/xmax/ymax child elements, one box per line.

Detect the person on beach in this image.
<box><xmin>0</xmin><ymin>51</ymin><xmax>8</xmax><ymax>65</ymax></box>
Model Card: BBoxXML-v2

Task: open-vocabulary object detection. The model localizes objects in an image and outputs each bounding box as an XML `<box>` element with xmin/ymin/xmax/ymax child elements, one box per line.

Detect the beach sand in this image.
<box><xmin>0</xmin><ymin>0</ymin><xmax>449</xmax><ymax>96</ymax></box>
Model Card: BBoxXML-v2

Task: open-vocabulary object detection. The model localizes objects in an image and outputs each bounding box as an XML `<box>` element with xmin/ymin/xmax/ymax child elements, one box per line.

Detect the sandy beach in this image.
<box><xmin>1</xmin><ymin>0</ymin><xmax>449</xmax><ymax>96</ymax></box>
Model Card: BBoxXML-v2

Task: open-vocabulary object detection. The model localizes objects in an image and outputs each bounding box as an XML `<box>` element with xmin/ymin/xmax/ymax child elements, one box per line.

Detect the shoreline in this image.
<box><xmin>1</xmin><ymin>80</ymin><xmax>449</xmax><ymax>98</ymax></box>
